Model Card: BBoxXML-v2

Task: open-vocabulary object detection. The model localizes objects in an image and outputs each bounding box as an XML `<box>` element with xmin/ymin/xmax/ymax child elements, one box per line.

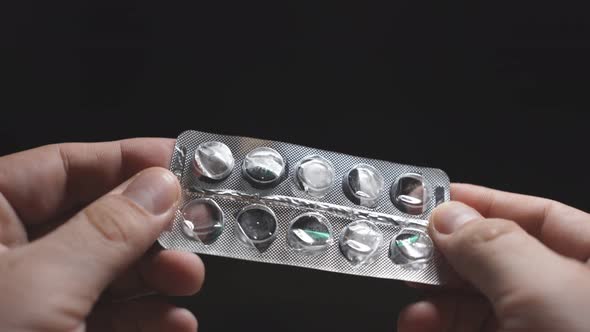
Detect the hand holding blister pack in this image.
<box><xmin>159</xmin><ymin>130</ymin><xmax>451</xmax><ymax>285</ymax></box>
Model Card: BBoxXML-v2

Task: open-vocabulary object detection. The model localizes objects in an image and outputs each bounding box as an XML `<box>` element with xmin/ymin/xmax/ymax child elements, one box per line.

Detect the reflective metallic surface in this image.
<box><xmin>161</xmin><ymin>130</ymin><xmax>452</xmax><ymax>285</ymax></box>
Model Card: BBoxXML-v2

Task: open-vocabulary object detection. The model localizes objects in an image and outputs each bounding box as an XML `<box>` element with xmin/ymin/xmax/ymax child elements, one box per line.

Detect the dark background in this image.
<box><xmin>1</xmin><ymin>0</ymin><xmax>589</xmax><ymax>331</ymax></box>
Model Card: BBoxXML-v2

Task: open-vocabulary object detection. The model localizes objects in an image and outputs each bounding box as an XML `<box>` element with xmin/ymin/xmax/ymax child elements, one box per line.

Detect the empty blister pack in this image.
<box><xmin>158</xmin><ymin>130</ymin><xmax>451</xmax><ymax>285</ymax></box>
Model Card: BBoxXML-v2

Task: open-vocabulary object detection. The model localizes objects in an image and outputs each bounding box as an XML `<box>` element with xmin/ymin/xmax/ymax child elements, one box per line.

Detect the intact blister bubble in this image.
<box><xmin>236</xmin><ymin>204</ymin><xmax>278</xmax><ymax>252</ymax></box>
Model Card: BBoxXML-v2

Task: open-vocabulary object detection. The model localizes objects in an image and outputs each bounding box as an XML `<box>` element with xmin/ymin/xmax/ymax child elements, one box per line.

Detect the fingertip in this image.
<box><xmin>168</xmin><ymin>307</ymin><xmax>198</xmax><ymax>332</ymax></box>
<box><xmin>398</xmin><ymin>301</ymin><xmax>442</xmax><ymax>332</ymax></box>
<box><xmin>450</xmin><ymin>183</ymin><xmax>475</xmax><ymax>193</ymax></box>
<box><xmin>429</xmin><ymin>201</ymin><xmax>482</xmax><ymax>236</ymax></box>
<box><xmin>140</xmin><ymin>250</ymin><xmax>206</xmax><ymax>296</ymax></box>
<box><xmin>121</xmin><ymin>167</ymin><xmax>181</xmax><ymax>218</ymax></box>
<box><xmin>119</xmin><ymin>138</ymin><xmax>178</xmax><ymax>174</ymax></box>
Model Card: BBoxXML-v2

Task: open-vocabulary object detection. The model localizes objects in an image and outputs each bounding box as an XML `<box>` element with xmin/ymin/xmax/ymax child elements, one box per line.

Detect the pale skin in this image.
<box><xmin>0</xmin><ymin>138</ymin><xmax>203</xmax><ymax>331</ymax></box>
<box><xmin>0</xmin><ymin>139</ymin><xmax>589</xmax><ymax>331</ymax></box>
<box><xmin>398</xmin><ymin>184</ymin><xmax>590</xmax><ymax>332</ymax></box>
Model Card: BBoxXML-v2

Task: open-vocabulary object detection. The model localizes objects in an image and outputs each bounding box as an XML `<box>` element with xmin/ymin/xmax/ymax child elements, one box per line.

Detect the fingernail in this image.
<box><xmin>123</xmin><ymin>168</ymin><xmax>180</xmax><ymax>215</ymax></box>
<box><xmin>431</xmin><ymin>201</ymin><xmax>481</xmax><ymax>234</ymax></box>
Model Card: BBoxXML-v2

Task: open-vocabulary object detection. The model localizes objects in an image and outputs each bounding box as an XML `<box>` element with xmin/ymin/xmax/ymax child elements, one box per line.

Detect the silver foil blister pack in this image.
<box><xmin>158</xmin><ymin>130</ymin><xmax>451</xmax><ymax>285</ymax></box>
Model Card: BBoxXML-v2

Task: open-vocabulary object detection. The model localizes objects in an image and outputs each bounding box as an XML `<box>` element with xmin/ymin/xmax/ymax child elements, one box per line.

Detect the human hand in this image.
<box><xmin>398</xmin><ymin>184</ymin><xmax>590</xmax><ymax>332</ymax></box>
<box><xmin>0</xmin><ymin>139</ymin><xmax>204</xmax><ymax>332</ymax></box>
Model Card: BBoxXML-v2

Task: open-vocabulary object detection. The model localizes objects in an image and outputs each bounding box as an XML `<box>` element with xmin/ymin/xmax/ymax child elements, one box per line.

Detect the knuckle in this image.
<box><xmin>82</xmin><ymin>195</ymin><xmax>147</xmax><ymax>245</ymax></box>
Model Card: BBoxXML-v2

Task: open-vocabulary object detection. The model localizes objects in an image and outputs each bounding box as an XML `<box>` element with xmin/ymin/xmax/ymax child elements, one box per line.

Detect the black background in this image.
<box><xmin>1</xmin><ymin>0</ymin><xmax>590</xmax><ymax>331</ymax></box>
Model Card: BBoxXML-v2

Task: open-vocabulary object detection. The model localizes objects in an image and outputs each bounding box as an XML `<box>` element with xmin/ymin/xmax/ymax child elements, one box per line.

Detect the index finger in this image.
<box><xmin>0</xmin><ymin>138</ymin><xmax>175</xmax><ymax>225</ymax></box>
<box><xmin>452</xmin><ymin>183</ymin><xmax>590</xmax><ymax>261</ymax></box>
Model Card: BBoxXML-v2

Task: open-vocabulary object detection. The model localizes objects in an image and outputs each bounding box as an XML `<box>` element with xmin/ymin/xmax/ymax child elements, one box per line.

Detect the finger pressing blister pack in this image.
<box><xmin>158</xmin><ymin>130</ymin><xmax>451</xmax><ymax>285</ymax></box>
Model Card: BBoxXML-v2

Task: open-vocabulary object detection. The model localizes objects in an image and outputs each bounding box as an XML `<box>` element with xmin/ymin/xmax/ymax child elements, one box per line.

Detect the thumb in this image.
<box><xmin>29</xmin><ymin>167</ymin><xmax>181</xmax><ymax>300</ymax></box>
<box><xmin>429</xmin><ymin>201</ymin><xmax>584</xmax><ymax>309</ymax></box>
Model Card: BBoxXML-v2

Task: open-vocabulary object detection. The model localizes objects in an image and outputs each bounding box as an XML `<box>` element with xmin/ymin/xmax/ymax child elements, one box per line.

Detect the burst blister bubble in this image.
<box><xmin>390</xmin><ymin>173</ymin><xmax>431</xmax><ymax>215</ymax></box>
<box><xmin>294</xmin><ymin>155</ymin><xmax>335</xmax><ymax>198</ymax></box>
<box><xmin>236</xmin><ymin>204</ymin><xmax>278</xmax><ymax>253</ymax></box>
<box><xmin>242</xmin><ymin>147</ymin><xmax>287</xmax><ymax>188</ymax></box>
<box><xmin>343</xmin><ymin>164</ymin><xmax>384</xmax><ymax>208</ymax></box>
<box><xmin>193</xmin><ymin>141</ymin><xmax>234</xmax><ymax>181</ymax></box>
<box><xmin>389</xmin><ymin>229</ymin><xmax>434</xmax><ymax>270</ymax></box>
<box><xmin>181</xmin><ymin>198</ymin><xmax>224</xmax><ymax>245</ymax></box>
<box><xmin>339</xmin><ymin>220</ymin><xmax>383</xmax><ymax>266</ymax></box>
<box><xmin>287</xmin><ymin>212</ymin><xmax>333</xmax><ymax>254</ymax></box>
